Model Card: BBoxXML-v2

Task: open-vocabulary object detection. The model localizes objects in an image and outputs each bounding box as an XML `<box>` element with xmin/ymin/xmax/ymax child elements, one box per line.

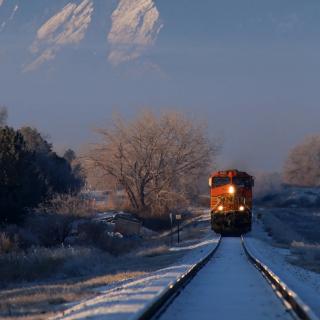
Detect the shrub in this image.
<box><xmin>38</xmin><ymin>194</ymin><xmax>94</xmax><ymax>217</ymax></box>
<box><xmin>1</xmin><ymin>225</ymin><xmax>39</xmax><ymax>250</ymax></box>
<box><xmin>24</xmin><ymin>213</ymin><xmax>74</xmax><ymax>247</ymax></box>
<box><xmin>78</xmin><ymin>221</ymin><xmax>140</xmax><ymax>255</ymax></box>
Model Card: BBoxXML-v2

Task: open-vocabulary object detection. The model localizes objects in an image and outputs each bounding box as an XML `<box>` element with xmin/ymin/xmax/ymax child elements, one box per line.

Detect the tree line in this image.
<box><xmin>0</xmin><ymin>107</ymin><xmax>84</xmax><ymax>224</ymax></box>
<box><xmin>2</xmin><ymin>103</ymin><xmax>318</xmax><ymax>227</ymax></box>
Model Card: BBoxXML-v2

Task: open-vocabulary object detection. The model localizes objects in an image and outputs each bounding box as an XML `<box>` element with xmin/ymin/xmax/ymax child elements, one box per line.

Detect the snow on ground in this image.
<box><xmin>257</xmin><ymin>206</ymin><xmax>320</xmax><ymax>245</ymax></box>
<box><xmin>246</xmin><ymin>220</ymin><xmax>320</xmax><ymax>317</ymax></box>
<box><xmin>52</xmin><ymin>235</ymin><xmax>220</xmax><ymax>320</ymax></box>
<box><xmin>256</xmin><ymin>186</ymin><xmax>320</xmax><ymax>208</ymax></box>
<box><xmin>160</xmin><ymin>237</ymin><xmax>292</xmax><ymax>320</ymax></box>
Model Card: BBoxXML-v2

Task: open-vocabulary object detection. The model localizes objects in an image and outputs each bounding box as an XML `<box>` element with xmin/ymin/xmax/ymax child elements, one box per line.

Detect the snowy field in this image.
<box><xmin>248</xmin><ymin>218</ymin><xmax>320</xmax><ymax>317</ymax></box>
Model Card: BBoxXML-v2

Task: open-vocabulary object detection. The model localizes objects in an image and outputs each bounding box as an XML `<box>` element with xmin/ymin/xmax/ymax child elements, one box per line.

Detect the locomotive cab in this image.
<box><xmin>209</xmin><ymin>169</ymin><xmax>254</xmax><ymax>235</ymax></box>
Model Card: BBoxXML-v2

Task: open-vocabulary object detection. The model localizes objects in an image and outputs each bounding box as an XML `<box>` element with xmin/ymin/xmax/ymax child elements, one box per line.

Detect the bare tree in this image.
<box><xmin>0</xmin><ymin>106</ymin><xmax>8</xmax><ymax>127</ymax></box>
<box><xmin>283</xmin><ymin>135</ymin><xmax>320</xmax><ymax>187</ymax></box>
<box><xmin>87</xmin><ymin>111</ymin><xmax>219</xmax><ymax>216</ymax></box>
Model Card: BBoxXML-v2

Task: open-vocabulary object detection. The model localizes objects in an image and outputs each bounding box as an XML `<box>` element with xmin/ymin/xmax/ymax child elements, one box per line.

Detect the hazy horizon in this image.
<box><xmin>1</xmin><ymin>0</ymin><xmax>320</xmax><ymax>172</ymax></box>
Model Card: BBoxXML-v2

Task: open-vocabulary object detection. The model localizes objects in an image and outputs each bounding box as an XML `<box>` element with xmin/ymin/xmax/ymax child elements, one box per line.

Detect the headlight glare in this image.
<box><xmin>228</xmin><ymin>185</ymin><xmax>235</xmax><ymax>194</ymax></box>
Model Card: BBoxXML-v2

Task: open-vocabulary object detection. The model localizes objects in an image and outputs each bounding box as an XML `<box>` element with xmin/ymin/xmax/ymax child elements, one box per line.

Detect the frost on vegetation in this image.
<box><xmin>0</xmin><ymin>246</ymin><xmax>112</xmax><ymax>283</ymax></box>
<box><xmin>256</xmin><ymin>185</ymin><xmax>320</xmax><ymax>208</ymax></box>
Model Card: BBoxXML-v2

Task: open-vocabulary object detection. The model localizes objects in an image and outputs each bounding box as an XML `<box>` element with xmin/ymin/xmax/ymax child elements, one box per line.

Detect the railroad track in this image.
<box><xmin>241</xmin><ymin>236</ymin><xmax>319</xmax><ymax>320</ymax></box>
<box><xmin>133</xmin><ymin>235</ymin><xmax>222</xmax><ymax>320</ymax></box>
<box><xmin>135</xmin><ymin>236</ymin><xmax>319</xmax><ymax>320</ymax></box>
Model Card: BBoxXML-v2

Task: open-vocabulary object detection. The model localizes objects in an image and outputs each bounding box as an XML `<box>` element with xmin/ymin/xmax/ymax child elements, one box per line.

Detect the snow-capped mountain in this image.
<box><xmin>0</xmin><ymin>0</ymin><xmax>163</xmax><ymax>72</ymax></box>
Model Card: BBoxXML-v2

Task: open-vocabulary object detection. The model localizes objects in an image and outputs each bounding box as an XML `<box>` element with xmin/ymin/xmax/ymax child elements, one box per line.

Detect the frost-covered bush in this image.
<box><xmin>78</xmin><ymin>221</ymin><xmax>140</xmax><ymax>255</ymax></box>
<box><xmin>25</xmin><ymin>213</ymin><xmax>74</xmax><ymax>247</ymax></box>
<box><xmin>38</xmin><ymin>194</ymin><xmax>93</xmax><ymax>217</ymax></box>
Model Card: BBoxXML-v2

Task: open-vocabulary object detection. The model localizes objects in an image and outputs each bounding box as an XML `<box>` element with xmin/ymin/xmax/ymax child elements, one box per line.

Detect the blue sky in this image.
<box><xmin>1</xmin><ymin>0</ymin><xmax>320</xmax><ymax>171</ymax></box>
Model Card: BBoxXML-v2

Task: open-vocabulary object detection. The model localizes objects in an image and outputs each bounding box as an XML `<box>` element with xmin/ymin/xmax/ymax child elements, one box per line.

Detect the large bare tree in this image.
<box><xmin>87</xmin><ymin>111</ymin><xmax>219</xmax><ymax>216</ymax></box>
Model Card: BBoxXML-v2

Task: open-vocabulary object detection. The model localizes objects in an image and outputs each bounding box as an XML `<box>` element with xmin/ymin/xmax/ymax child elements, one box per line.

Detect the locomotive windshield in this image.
<box><xmin>232</xmin><ymin>177</ymin><xmax>253</xmax><ymax>187</ymax></box>
<box><xmin>213</xmin><ymin>177</ymin><xmax>230</xmax><ymax>187</ymax></box>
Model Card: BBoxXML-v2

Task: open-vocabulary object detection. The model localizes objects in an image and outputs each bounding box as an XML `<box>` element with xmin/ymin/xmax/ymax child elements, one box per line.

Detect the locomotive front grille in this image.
<box><xmin>211</xmin><ymin>195</ymin><xmax>247</xmax><ymax>213</ymax></box>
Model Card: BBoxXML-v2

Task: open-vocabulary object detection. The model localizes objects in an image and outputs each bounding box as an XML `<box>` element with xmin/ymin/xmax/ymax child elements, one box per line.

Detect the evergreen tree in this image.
<box><xmin>0</xmin><ymin>126</ymin><xmax>85</xmax><ymax>224</ymax></box>
<box><xmin>0</xmin><ymin>127</ymin><xmax>39</xmax><ymax>223</ymax></box>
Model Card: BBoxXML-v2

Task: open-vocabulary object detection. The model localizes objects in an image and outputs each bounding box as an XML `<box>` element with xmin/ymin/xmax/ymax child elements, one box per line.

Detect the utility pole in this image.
<box><xmin>176</xmin><ymin>214</ymin><xmax>182</xmax><ymax>244</ymax></box>
<box><xmin>169</xmin><ymin>213</ymin><xmax>173</xmax><ymax>246</ymax></box>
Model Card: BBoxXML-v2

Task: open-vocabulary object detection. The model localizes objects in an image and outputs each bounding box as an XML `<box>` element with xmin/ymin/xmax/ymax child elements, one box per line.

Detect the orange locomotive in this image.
<box><xmin>209</xmin><ymin>169</ymin><xmax>254</xmax><ymax>234</ymax></box>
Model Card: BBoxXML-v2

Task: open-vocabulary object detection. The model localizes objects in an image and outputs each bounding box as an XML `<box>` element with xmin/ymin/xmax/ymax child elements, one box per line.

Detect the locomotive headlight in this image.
<box><xmin>218</xmin><ymin>205</ymin><xmax>223</xmax><ymax>211</ymax></box>
<box><xmin>239</xmin><ymin>205</ymin><xmax>245</xmax><ymax>211</ymax></box>
<box><xmin>228</xmin><ymin>185</ymin><xmax>235</xmax><ymax>194</ymax></box>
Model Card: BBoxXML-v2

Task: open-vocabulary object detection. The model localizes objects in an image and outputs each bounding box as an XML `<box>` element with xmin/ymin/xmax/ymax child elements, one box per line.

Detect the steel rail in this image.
<box><xmin>241</xmin><ymin>236</ymin><xmax>319</xmax><ymax>320</ymax></box>
<box><xmin>133</xmin><ymin>235</ymin><xmax>222</xmax><ymax>320</ymax></box>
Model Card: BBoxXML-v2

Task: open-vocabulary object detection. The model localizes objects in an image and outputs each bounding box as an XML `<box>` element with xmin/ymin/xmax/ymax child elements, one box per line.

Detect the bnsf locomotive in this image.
<box><xmin>209</xmin><ymin>169</ymin><xmax>254</xmax><ymax>234</ymax></box>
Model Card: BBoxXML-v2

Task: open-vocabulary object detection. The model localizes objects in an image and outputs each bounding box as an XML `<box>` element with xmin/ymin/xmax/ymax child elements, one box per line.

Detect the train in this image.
<box><xmin>209</xmin><ymin>169</ymin><xmax>254</xmax><ymax>234</ymax></box>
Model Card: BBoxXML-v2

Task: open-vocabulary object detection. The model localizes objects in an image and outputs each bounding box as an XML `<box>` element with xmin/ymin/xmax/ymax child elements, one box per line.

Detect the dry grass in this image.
<box><xmin>0</xmin><ymin>233</ymin><xmax>18</xmax><ymax>254</ymax></box>
<box><xmin>0</xmin><ymin>246</ymin><xmax>113</xmax><ymax>284</ymax></box>
<box><xmin>0</xmin><ymin>271</ymin><xmax>145</xmax><ymax>319</ymax></box>
<box><xmin>0</xmin><ymin>248</ymin><xmax>187</xmax><ymax>319</ymax></box>
<box><xmin>0</xmin><ymin>244</ymin><xmax>183</xmax><ymax>318</ymax></box>
<box><xmin>137</xmin><ymin>245</ymin><xmax>169</xmax><ymax>257</ymax></box>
